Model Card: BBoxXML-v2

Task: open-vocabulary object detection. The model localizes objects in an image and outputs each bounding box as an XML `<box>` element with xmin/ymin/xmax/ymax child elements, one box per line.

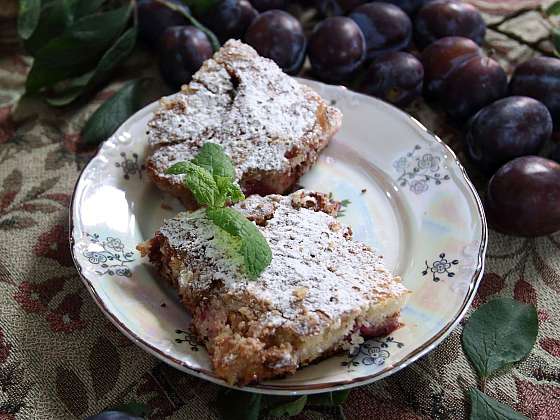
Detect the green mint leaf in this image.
<box><xmin>546</xmin><ymin>1</ymin><xmax>560</xmax><ymax>16</ymax></box>
<box><xmin>469</xmin><ymin>388</ymin><xmax>528</xmax><ymax>420</ymax></box>
<box><xmin>169</xmin><ymin>142</ymin><xmax>270</xmax><ymax>277</ymax></box>
<box><xmin>206</xmin><ymin>207</ymin><xmax>249</xmax><ymax>237</ymax></box>
<box><xmin>155</xmin><ymin>0</ymin><xmax>220</xmax><ymax>50</ymax></box>
<box><xmin>192</xmin><ymin>142</ymin><xmax>236</xmax><ymax>179</ymax></box>
<box><xmin>26</xmin><ymin>3</ymin><xmax>132</xmax><ymax>93</ymax></box>
<box><xmin>45</xmin><ymin>26</ymin><xmax>137</xmax><ymax>107</ymax></box>
<box><xmin>216</xmin><ymin>389</ymin><xmax>262</xmax><ymax>420</ymax></box>
<box><xmin>268</xmin><ymin>395</ymin><xmax>307</xmax><ymax>417</ymax></box>
<box><xmin>183</xmin><ymin>165</ymin><xmax>224</xmax><ymax>208</ymax></box>
<box><xmin>81</xmin><ymin>79</ymin><xmax>147</xmax><ymax>146</ymax></box>
<box><xmin>167</xmin><ymin>161</ymin><xmax>223</xmax><ymax>208</ymax></box>
<box><xmin>228</xmin><ymin>183</ymin><xmax>245</xmax><ymax>202</ymax></box>
<box><xmin>18</xmin><ymin>0</ymin><xmax>42</xmax><ymax>40</ymax></box>
<box><xmin>242</xmin><ymin>237</ymin><xmax>273</xmax><ymax>280</ymax></box>
<box><xmin>206</xmin><ymin>207</ymin><xmax>272</xmax><ymax>279</ymax></box>
<box><xmin>165</xmin><ymin>161</ymin><xmax>192</xmax><ymax>175</ymax></box>
<box><xmin>462</xmin><ymin>298</ymin><xmax>538</xmax><ymax>380</ymax></box>
<box><xmin>335</xmin><ymin>197</ymin><xmax>350</xmax><ymax>218</ymax></box>
<box><xmin>215</xmin><ymin>176</ymin><xmax>245</xmax><ymax>203</ymax></box>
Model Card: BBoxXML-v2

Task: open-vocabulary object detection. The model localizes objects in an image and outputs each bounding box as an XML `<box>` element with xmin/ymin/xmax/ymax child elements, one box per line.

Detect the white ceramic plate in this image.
<box><xmin>70</xmin><ymin>79</ymin><xmax>487</xmax><ymax>395</ymax></box>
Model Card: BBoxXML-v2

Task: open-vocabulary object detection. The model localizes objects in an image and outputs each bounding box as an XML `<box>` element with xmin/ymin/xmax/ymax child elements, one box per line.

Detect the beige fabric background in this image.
<box><xmin>0</xmin><ymin>1</ymin><xmax>559</xmax><ymax>418</ymax></box>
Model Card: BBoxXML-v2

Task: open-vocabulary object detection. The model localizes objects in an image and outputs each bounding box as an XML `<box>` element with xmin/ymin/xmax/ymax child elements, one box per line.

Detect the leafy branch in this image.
<box><xmin>24</xmin><ymin>2</ymin><xmax>134</xmax><ymax>96</ymax></box>
<box><xmin>166</xmin><ymin>143</ymin><xmax>272</xmax><ymax>279</ymax></box>
<box><xmin>16</xmin><ymin>0</ymin><xmax>219</xmax><ymax>147</ymax></box>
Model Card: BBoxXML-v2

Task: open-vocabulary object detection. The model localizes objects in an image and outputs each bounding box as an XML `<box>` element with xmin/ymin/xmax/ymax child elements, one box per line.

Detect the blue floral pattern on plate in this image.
<box><xmin>82</xmin><ymin>233</ymin><xmax>134</xmax><ymax>277</ymax></box>
<box><xmin>342</xmin><ymin>337</ymin><xmax>405</xmax><ymax>371</ymax></box>
<box><xmin>394</xmin><ymin>145</ymin><xmax>450</xmax><ymax>194</ymax></box>
<box><xmin>422</xmin><ymin>253</ymin><xmax>460</xmax><ymax>282</ymax></box>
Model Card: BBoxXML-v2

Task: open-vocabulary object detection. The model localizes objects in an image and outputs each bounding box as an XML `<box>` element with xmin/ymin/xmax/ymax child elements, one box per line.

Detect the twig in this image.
<box><xmin>154</xmin><ymin>0</ymin><xmax>220</xmax><ymax>51</ymax></box>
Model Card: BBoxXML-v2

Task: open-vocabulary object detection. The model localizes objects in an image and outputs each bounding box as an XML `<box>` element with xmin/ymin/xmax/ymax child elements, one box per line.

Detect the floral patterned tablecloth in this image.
<box><xmin>1</xmin><ymin>1</ymin><xmax>559</xmax><ymax>419</ymax></box>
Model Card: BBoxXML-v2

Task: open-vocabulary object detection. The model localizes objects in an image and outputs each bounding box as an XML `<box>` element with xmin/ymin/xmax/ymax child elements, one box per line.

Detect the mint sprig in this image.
<box><xmin>206</xmin><ymin>208</ymin><xmax>272</xmax><ymax>279</ymax></box>
<box><xmin>192</xmin><ymin>141</ymin><xmax>236</xmax><ymax>178</ymax></box>
<box><xmin>165</xmin><ymin>143</ymin><xmax>272</xmax><ymax>279</ymax></box>
<box><xmin>167</xmin><ymin>160</ymin><xmax>225</xmax><ymax>208</ymax></box>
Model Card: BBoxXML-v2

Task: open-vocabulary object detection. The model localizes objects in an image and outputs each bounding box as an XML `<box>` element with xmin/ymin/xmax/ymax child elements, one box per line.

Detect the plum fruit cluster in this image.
<box><xmin>137</xmin><ymin>0</ymin><xmax>560</xmax><ymax>237</ymax></box>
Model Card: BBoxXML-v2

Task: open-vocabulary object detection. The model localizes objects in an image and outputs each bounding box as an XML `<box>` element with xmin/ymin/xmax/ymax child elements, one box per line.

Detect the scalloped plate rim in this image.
<box><xmin>69</xmin><ymin>79</ymin><xmax>488</xmax><ymax>395</ymax></box>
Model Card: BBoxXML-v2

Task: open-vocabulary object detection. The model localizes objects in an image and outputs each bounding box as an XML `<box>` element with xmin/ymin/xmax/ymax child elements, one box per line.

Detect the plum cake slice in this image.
<box><xmin>138</xmin><ymin>191</ymin><xmax>409</xmax><ymax>385</ymax></box>
<box><xmin>145</xmin><ymin>40</ymin><xmax>342</xmax><ymax>209</ymax></box>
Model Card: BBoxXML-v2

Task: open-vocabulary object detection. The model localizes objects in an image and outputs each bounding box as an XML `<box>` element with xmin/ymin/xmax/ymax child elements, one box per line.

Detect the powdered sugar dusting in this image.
<box><xmin>158</xmin><ymin>191</ymin><xmax>408</xmax><ymax>336</ymax></box>
<box><xmin>147</xmin><ymin>40</ymin><xmax>327</xmax><ymax>180</ymax></box>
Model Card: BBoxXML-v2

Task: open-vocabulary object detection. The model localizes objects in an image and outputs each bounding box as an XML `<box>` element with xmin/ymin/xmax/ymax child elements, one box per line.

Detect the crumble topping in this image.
<box><xmin>158</xmin><ymin>191</ymin><xmax>407</xmax><ymax>336</ymax></box>
<box><xmin>147</xmin><ymin>40</ymin><xmax>326</xmax><ymax>181</ymax></box>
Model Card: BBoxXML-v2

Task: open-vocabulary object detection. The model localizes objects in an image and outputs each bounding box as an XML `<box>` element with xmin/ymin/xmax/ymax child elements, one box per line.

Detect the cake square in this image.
<box><xmin>145</xmin><ymin>40</ymin><xmax>342</xmax><ymax>209</ymax></box>
<box><xmin>138</xmin><ymin>191</ymin><xmax>409</xmax><ymax>385</ymax></box>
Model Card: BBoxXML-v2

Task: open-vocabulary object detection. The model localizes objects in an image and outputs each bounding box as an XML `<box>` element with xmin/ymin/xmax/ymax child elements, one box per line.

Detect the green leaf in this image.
<box><xmin>206</xmin><ymin>207</ymin><xmax>250</xmax><ymax>237</ymax></box>
<box><xmin>242</xmin><ymin>237</ymin><xmax>273</xmax><ymax>279</ymax></box>
<box><xmin>45</xmin><ymin>26</ymin><xmax>137</xmax><ymax>106</ymax></box>
<box><xmin>182</xmin><ymin>164</ymin><xmax>224</xmax><ymax>208</ymax></box>
<box><xmin>166</xmin><ymin>161</ymin><xmax>223</xmax><ymax>207</ymax></box>
<box><xmin>462</xmin><ymin>298</ymin><xmax>538</xmax><ymax>380</ymax></box>
<box><xmin>552</xmin><ymin>28</ymin><xmax>560</xmax><ymax>57</ymax></box>
<box><xmin>155</xmin><ymin>0</ymin><xmax>220</xmax><ymax>50</ymax></box>
<box><xmin>18</xmin><ymin>0</ymin><xmax>42</xmax><ymax>39</ymax></box>
<box><xmin>469</xmin><ymin>388</ymin><xmax>528</xmax><ymax>420</ymax></box>
<box><xmin>169</xmin><ymin>143</ymin><xmax>244</xmax><ymax>205</ymax></box>
<box><xmin>165</xmin><ymin>161</ymin><xmax>192</xmax><ymax>175</ymax></box>
<box><xmin>183</xmin><ymin>0</ymin><xmax>219</xmax><ymax>15</ymax></box>
<box><xmin>24</xmin><ymin>0</ymin><xmax>72</xmax><ymax>54</ymax></box>
<box><xmin>332</xmin><ymin>389</ymin><xmax>350</xmax><ymax>405</ymax></box>
<box><xmin>81</xmin><ymin>79</ymin><xmax>146</xmax><ymax>146</ymax></box>
<box><xmin>66</xmin><ymin>0</ymin><xmax>106</xmax><ymax>20</ymax></box>
<box><xmin>167</xmin><ymin>143</ymin><xmax>271</xmax><ymax>278</ymax></box>
<box><xmin>216</xmin><ymin>389</ymin><xmax>262</xmax><ymax>420</ymax></box>
<box><xmin>215</xmin><ymin>176</ymin><xmax>245</xmax><ymax>203</ymax></box>
<box><xmin>26</xmin><ymin>3</ymin><xmax>132</xmax><ymax>92</ymax></box>
<box><xmin>206</xmin><ymin>207</ymin><xmax>272</xmax><ymax>279</ymax></box>
<box><xmin>308</xmin><ymin>390</ymin><xmax>350</xmax><ymax>406</ymax></box>
<box><xmin>43</xmin><ymin>71</ymin><xmax>94</xmax><ymax>106</ymax></box>
<box><xmin>268</xmin><ymin>395</ymin><xmax>307</xmax><ymax>417</ymax></box>
<box><xmin>192</xmin><ymin>143</ymin><xmax>236</xmax><ymax>179</ymax></box>
<box><xmin>546</xmin><ymin>1</ymin><xmax>560</xmax><ymax>16</ymax></box>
